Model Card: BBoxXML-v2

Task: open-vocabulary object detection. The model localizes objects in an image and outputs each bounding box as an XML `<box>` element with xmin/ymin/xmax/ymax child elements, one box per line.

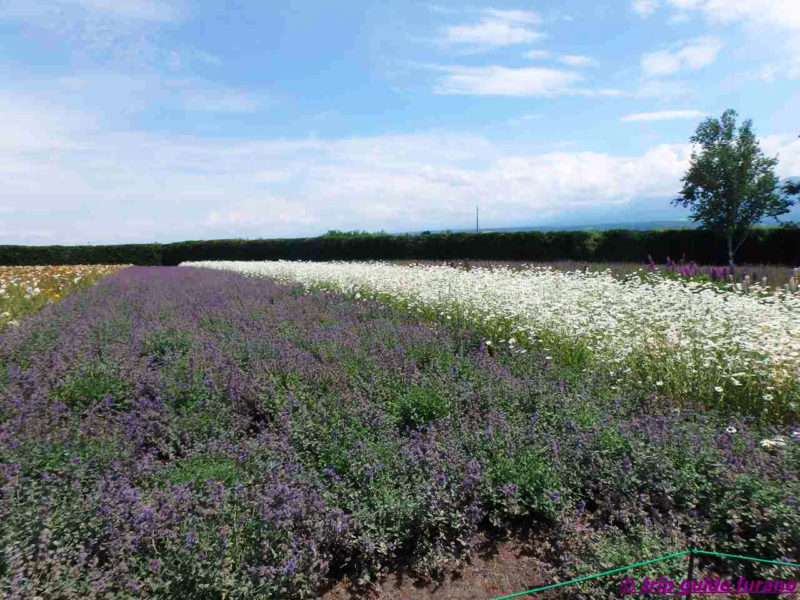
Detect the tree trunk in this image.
<box><xmin>727</xmin><ymin>234</ymin><xmax>734</xmax><ymax>268</ymax></box>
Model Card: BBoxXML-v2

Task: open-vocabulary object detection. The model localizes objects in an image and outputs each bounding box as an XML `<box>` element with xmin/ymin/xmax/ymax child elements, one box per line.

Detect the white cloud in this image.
<box><xmin>431</xmin><ymin>65</ymin><xmax>581</xmax><ymax>96</ymax></box>
<box><xmin>558</xmin><ymin>54</ymin><xmax>598</xmax><ymax>68</ymax></box>
<box><xmin>621</xmin><ymin>109</ymin><xmax>705</xmax><ymax>121</ymax></box>
<box><xmin>0</xmin><ymin>0</ymin><xmax>195</xmax><ymax>72</ymax></box>
<box><xmin>632</xmin><ymin>0</ymin><xmax>660</xmax><ymax>17</ymax></box>
<box><xmin>9</xmin><ymin>70</ymin><xmax>270</xmax><ymax>120</ymax></box>
<box><xmin>663</xmin><ymin>0</ymin><xmax>800</xmax><ymax>31</ymax></box>
<box><xmin>205</xmin><ymin>196</ymin><xmax>316</xmax><ymax>228</ymax></box>
<box><xmin>758</xmin><ymin>26</ymin><xmax>800</xmax><ymax>81</ymax></box>
<box><xmin>760</xmin><ymin>35</ymin><xmax>800</xmax><ymax>81</ymax></box>
<box><xmin>480</xmin><ymin>9</ymin><xmax>541</xmax><ymax>24</ymax></box>
<box><xmin>440</xmin><ymin>8</ymin><xmax>543</xmax><ymax>49</ymax></box>
<box><xmin>180</xmin><ymin>89</ymin><xmax>264</xmax><ymax>113</ymax></box>
<box><xmin>777</xmin><ymin>53</ymin><xmax>800</xmax><ymax>81</ymax></box>
<box><xmin>4</xmin><ymin>98</ymin><xmax>799</xmax><ymax>245</ymax></box>
<box><xmin>253</xmin><ymin>170</ymin><xmax>295</xmax><ymax>183</ymax></box>
<box><xmin>0</xmin><ymin>0</ymin><xmax>184</xmax><ymax>22</ymax></box>
<box><xmin>641</xmin><ymin>36</ymin><xmax>723</xmax><ymax>76</ymax></box>
<box><xmin>668</xmin><ymin>12</ymin><xmax>690</xmax><ymax>24</ymax></box>
<box><xmin>66</xmin><ymin>0</ymin><xmax>183</xmax><ymax>21</ymax></box>
<box><xmin>594</xmin><ymin>89</ymin><xmax>626</xmax><ymax>97</ymax></box>
<box><xmin>634</xmin><ymin>78</ymin><xmax>692</xmax><ymax>100</ymax></box>
<box><xmin>167</xmin><ymin>48</ymin><xmax>222</xmax><ymax>70</ymax></box>
<box><xmin>0</xmin><ymin>94</ymin><xmax>98</xmax><ymax>151</ymax></box>
<box><xmin>759</xmin><ymin>134</ymin><xmax>800</xmax><ymax>178</ymax></box>
<box><xmin>0</xmin><ymin>228</ymin><xmax>55</xmax><ymax>243</ymax></box>
<box><xmin>524</xmin><ymin>52</ymin><xmax>598</xmax><ymax>69</ymax></box>
<box><xmin>648</xmin><ymin>1</ymin><xmax>800</xmax><ymax>82</ymax></box>
<box><xmin>523</xmin><ymin>49</ymin><xmax>551</xmax><ymax>60</ymax></box>
<box><xmin>505</xmin><ymin>114</ymin><xmax>543</xmax><ymax>125</ymax></box>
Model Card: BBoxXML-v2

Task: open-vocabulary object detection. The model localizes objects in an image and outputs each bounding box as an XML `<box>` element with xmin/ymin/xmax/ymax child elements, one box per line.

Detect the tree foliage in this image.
<box><xmin>672</xmin><ymin>109</ymin><xmax>794</xmax><ymax>265</ymax></box>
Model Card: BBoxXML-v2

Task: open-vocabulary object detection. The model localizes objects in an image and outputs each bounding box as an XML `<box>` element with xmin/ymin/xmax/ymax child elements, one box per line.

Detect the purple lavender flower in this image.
<box><xmin>500</xmin><ymin>483</ymin><xmax>518</xmax><ymax>498</ymax></box>
<box><xmin>285</xmin><ymin>557</ymin><xmax>297</xmax><ymax>576</ymax></box>
<box><xmin>185</xmin><ymin>530</ymin><xmax>198</xmax><ymax>549</ymax></box>
<box><xmin>322</xmin><ymin>468</ymin><xmax>340</xmax><ymax>481</ymax></box>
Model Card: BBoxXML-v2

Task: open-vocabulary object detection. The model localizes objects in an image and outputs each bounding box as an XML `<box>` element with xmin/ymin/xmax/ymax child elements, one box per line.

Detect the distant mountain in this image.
<box><xmin>401</xmin><ymin>220</ymin><xmax>700</xmax><ymax>235</ymax></box>
<box><xmin>399</xmin><ymin>180</ymin><xmax>800</xmax><ymax>235</ymax></box>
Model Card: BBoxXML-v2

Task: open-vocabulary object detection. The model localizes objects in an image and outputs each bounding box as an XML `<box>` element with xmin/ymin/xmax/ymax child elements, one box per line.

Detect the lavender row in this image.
<box><xmin>1</xmin><ymin>266</ymin><xmax>797</xmax><ymax>598</ymax></box>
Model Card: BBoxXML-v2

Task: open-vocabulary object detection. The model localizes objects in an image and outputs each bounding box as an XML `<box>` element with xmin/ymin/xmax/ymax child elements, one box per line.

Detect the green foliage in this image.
<box><xmin>164</xmin><ymin>454</ymin><xmax>243</xmax><ymax>487</ymax></box>
<box><xmin>784</xmin><ymin>179</ymin><xmax>800</xmax><ymax>197</ymax></box>
<box><xmin>2</xmin><ymin>226</ymin><xmax>800</xmax><ymax>267</ymax></box>
<box><xmin>4</xmin><ymin>326</ymin><xmax>63</xmax><ymax>369</ymax></box>
<box><xmin>9</xmin><ymin>438</ymin><xmax>122</xmax><ymax>478</ymax></box>
<box><xmin>55</xmin><ymin>361</ymin><xmax>132</xmax><ymax>410</ymax></box>
<box><xmin>162</xmin><ymin>228</ymin><xmax>798</xmax><ymax>265</ymax></box>
<box><xmin>707</xmin><ymin>475</ymin><xmax>800</xmax><ymax>579</ymax></box>
<box><xmin>141</xmin><ymin>328</ymin><xmax>194</xmax><ymax>365</ymax></box>
<box><xmin>388</xmin><ymin>383</ymin><xmax>451</xmax><ymax>430</ymax></box>
<box><xmin>566</xmin><ymin>525</ymin><xmax>688</xmax><ymax>600</ymax></box>
<box><xmin>673</xmin><ymin>109</ymin><xmax>794</xmax><ymax>264</ymax></box>
<box><xmin>320</xmin><ymin>229</ymin><xmax>387</xmax><ymax>238</ymax></box>
<box><xmin>487</xmin><ymin>448</ymin><xmax>559</xmax><ymax>525</ymax></box>
<box><xmin>0</xmin><ymin>243</ymin><xmax>161</xmax><ymax>266</ymax></box>
<box><xmin>404</xmin><ymin>342</ymin><xmax>453</xmax><ymax>374</ymax></box>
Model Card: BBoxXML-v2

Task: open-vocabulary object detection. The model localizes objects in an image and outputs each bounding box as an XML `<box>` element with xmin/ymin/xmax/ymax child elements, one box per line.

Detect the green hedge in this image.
<box><xmin>0</xmin><ymin>244</ymin><xmax>163</xmax><ymax>266</ymax></box>
<box><xmin>1</xmin><ymin>229</ymin><xmax>799</xmax><ymax>267</ymax></box>
<box><xmin>160</xmin><ymin>229</ymin><xmax>800</xmax><ymax>265</ymax></box>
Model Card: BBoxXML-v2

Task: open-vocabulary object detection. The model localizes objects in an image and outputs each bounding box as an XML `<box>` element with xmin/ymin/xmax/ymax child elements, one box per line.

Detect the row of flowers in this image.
<box><xmin>0</xmin><ymin>264</ymin><xmax>130</xmax><ymax>328</ymax></box>
<box><xmin>180</xmin><ymin>260</ymin><xmax>800</xmax><ymax>420</ymax></box>
<box><xmin>648</xmin><ymin>256</ymin><xmax>800</xmax><ymax>291</ymax></box>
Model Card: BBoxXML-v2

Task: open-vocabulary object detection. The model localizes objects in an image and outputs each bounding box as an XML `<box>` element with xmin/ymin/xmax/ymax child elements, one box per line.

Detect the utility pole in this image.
<box><xmin>476</xmin><ymin>200</ymin><xmax>479</xmax><ymax>233</ymax></box>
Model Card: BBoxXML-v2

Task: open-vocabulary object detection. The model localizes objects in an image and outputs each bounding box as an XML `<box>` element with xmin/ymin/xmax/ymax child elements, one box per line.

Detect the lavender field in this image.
<box><xmin>1</xmin><ymin>266</ymin><xmax>798</xmax><ymax>599</ymax></box>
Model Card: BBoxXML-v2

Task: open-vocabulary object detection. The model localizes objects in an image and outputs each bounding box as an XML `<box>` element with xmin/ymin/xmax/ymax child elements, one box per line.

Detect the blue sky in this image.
<box><xmin>2</xmin><ymin>0</ymin><xmax>799</xmax><ymax>244</ymax></box>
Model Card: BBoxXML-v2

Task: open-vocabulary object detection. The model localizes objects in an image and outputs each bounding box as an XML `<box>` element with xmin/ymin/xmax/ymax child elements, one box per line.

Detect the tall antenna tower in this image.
<box><xmin>476</xmin><ymin>200</ymin><xmax>479</xmax><ymax>233</ymax></box>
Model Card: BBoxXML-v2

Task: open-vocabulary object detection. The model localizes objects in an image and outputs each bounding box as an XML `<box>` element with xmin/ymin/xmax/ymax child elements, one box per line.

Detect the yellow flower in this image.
<box><xmin>54</xmin><ymin>293</ymin><xmax>61</xmax><ymax>299</ymax></box>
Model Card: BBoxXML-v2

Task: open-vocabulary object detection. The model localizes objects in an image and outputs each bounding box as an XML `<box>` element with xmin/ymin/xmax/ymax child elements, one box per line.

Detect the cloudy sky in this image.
<box><xmin>2</xmin><ymin>0</ymin><xmax>799</xmax><ymax>245</ymax></box>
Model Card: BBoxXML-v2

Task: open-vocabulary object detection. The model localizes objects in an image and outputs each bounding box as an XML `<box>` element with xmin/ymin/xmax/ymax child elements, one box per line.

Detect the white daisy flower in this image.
<box><xmin>760</xmin><ymin>437</ymin><xmax>786</xmax><ymax>449</ymax></box>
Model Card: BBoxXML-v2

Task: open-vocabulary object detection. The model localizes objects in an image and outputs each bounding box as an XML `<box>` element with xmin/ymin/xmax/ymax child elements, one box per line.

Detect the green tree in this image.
<box><xmin>672</xmin><ymin>109</ymin><xmax>795</xmax><ymax>267</ymax></box>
